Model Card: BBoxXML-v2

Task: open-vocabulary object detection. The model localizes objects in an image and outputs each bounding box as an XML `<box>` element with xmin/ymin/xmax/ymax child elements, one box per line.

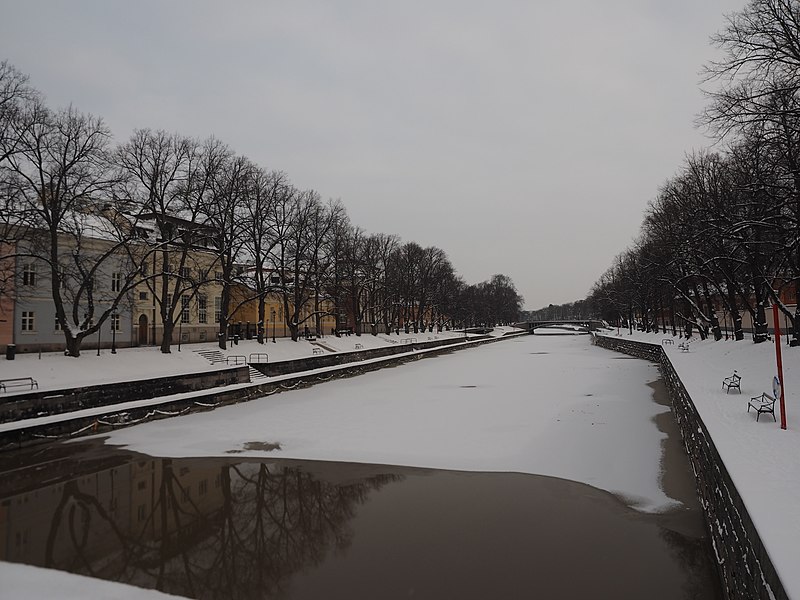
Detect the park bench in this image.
<box><xmin>354</xmin><ymin>343</ymin><xmax>364</xmax><ymax>350</ymax></box>
<box><xmin>0</xmin><ymin>377</ymin><xmax>39</xmax><ymax>393</ymax></box>
<box><xmin>722</xmin><ymin>371</ymin><xmax>741</xmax><ymax>394</ymax></box>
<box><xmin>678</xmin><ymin>342</ymin><xmax>690</xmax><ymax>353</ymax></box>
<box><xmin>748</xmin><ymin>393</ymin><xmax>777</xmax><ymax>422</ymax></box>
<box><xmin>748</xmin><ymin>376</ymin><xmax>780</xmax><ymax>422</ymax></box>
<box><xmin>662</xmin><ymin>338</ymin><xmax>675</xmax><ymax>346</ymax></box>
<box><xmin>312</xmin><ymin>347</ymin><xmax>324</xmax><ymax>355</ymax></box>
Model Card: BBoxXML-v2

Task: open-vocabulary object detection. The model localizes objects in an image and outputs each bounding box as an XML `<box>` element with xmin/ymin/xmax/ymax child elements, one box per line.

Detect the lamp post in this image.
<box><xmin>97</xmin><ymin>324</ymin><xmax>101</xmax><ymax>356</ymax></box>
<box><xmin>271</xmin><ymin>308</ymin><xmax>276</xmax><ymax>343</ymax></box>
<box><xmin>111</xmin><ymin>314</ymin><xmax>117</xmax><ymax>354</ymax></box>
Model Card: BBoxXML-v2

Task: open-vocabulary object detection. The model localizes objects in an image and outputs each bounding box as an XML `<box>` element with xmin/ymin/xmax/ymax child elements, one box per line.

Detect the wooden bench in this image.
<box><xmin>748</xmin><ymin>393</ymin><xmax>777</xmax><ymax>422</ymax></box>
<box><xmin>662</xmin><ymin>338</ymin><xmax>675</xmax><ymax>346</ymax></box>
<box><xmin>312</xmin><ymin>348</ymin><xmax>324</xmax><ymax>355</ymax></box>
<box><xmin>0</xmin><ymin>377</ymin><xmax>39</xmax><ymax>393</ymax></box>
<box><xmin>722</xmin><ymin>371</ymin><xmax>741</xmax><ymax>394</ymax></box>
<box><xmin>678</xmin><ymin>342</ymin><xmax>689</xmax><ymax>353</ymax></box>
<box><xmin>354</xmin><ymin>343</ymin><xmax>364</xmax><ymax>350</ymax></box>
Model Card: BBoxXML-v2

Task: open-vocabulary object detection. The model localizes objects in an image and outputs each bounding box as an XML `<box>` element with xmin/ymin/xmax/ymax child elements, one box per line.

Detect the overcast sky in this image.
<box><xmin>1</xmin><ymin>0</ymin><xmax>746</xmax><ymax>309</ymax></box>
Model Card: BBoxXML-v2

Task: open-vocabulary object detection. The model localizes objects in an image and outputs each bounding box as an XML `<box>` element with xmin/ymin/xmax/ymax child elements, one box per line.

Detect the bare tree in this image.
<box><xmin>3</xmin><ymin>104</ymin><xmax>137</xmax><ymax>356</ymax></box>
<box><xmin>117</xmin><ymin>130</ymin><xmax>213</xmax><ymax>353</ymax></box>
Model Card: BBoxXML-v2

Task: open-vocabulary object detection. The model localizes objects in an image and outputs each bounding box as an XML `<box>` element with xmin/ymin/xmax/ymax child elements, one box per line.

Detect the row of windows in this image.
<box><xmin>20</xmin><ymin>265</ymin><xmax>225</xmax><ymax>291</ymax></box>
<box><xmin>21</xmin><ymin>265</ymin><xmax>125</xmax><ymax>292</ymax></box>
<box><xmin>21</xmin><ymin>312</ymin><xmax>122</xmax><ymax>333</ymax></box>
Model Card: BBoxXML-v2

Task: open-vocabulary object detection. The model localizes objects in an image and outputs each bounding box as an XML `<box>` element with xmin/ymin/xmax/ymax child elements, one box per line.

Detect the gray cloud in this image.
<box><xmin>0</xmin><ymin>0</ymin><xmax>745</xmax><ymax>308</ymax></box>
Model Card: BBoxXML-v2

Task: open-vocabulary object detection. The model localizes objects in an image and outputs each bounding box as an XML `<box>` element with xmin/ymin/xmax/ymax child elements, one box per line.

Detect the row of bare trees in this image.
<box><xmin>0</xmin><ymin>61</ymin><xmax>523</xmax><ymax>356</ymax></box>
<box><xmin>588</xmin><ymin>0</ymin><xmax>800</xmax><ymax>346</ymax></box>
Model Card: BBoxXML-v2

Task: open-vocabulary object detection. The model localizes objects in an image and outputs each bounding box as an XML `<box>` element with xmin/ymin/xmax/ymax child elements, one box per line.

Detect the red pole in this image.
<box><xmin>773</xmin><ymin>304</ymin><xmax>787</xmax><ymax>430</ymax></box>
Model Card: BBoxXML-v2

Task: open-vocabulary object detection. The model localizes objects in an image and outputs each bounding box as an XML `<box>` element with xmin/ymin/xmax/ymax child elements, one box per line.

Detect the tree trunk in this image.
<box><xmin>161</xmin><ymin>321</ymin><xmax>174</xmax><ymax>354</ymax></box>
<box><xmin>64</xmin><ymin>334</ymin><xmax>82</xmax><ymax>358</ymax></box>
<box><xmin>702</xmin><ymin>282</ymin><xmax>722</xmax><ymax>341</ymax></box>
<box><xmin>257</xmin><ymin>296</ymin><xmax>266</xmax><ymax>344</ymax></box>
<box><xmin>752</xmin><ymin>283</ymin><xmax>769</xmax><ymax>344</ymax></box>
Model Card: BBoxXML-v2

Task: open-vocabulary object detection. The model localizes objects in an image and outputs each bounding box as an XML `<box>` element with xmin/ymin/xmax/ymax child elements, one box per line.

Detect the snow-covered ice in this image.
<box><xmin>101</xmin><ymin>334</ymin><xmax>675</xmax><ymax>513</ymax></box>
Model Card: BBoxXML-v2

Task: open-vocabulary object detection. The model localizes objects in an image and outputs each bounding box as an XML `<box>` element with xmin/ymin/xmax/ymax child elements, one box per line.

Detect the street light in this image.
<box><xmin>271</xmin><ymin>308</ymin><xmax>276</xmax><ymax>343</ymax></box>
<box><xmin>111</xmin><ymin>313</ymin><xmax>117</xmax><ymax>354</ymax></box>
<box><xmin>97</xmin><ymin>323</ymin><xmax>102</xmax><ymax>356</ymax></box>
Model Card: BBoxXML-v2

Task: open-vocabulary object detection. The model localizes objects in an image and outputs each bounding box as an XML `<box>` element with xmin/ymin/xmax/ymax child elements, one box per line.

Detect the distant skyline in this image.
<box><xmin>0</xmin><ymin>0</ymin><xmax>746</xmax><ymax>309</ymax></box>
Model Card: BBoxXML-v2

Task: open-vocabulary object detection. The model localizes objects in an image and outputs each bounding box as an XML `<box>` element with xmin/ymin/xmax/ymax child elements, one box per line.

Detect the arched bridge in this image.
<box><xmin>514</xmin><ymin>320</ymin><xmax>606</xmax><ymax>333</ymax></box>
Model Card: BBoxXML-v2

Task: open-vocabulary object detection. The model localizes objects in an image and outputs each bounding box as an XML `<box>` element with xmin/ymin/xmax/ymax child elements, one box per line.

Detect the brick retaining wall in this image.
<box><xmin>593</xmin><ymin>334</ymin><xmax>787</xmax><ymax>600</ymax></box>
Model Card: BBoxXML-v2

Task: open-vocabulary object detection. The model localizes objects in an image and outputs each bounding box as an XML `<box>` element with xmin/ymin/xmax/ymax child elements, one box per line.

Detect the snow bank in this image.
<box><xmin>0</xmin><ymin>562</ymin><xmax>188</xmax><ymax>600</ymax></box>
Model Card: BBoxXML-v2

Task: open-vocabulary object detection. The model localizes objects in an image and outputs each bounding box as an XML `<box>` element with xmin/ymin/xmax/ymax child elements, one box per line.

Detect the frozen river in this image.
<box><xmin>0</xmin><ymin>335</ymin><xmax>722</xmax><ymax>599</ymax></box>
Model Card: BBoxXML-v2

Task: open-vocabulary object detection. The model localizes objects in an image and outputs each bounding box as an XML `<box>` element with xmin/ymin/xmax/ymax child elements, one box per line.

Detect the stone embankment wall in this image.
<box><xmin>253</xmin><ymin>335</ymin><xmax>483</xmax><ymax>377</ymax></box>
<box><xmin>592</xmin><ymin>334</ymin><xmax>787</xmax><ymax>600</ymax></box>
<box><xmin>0</xmin><ymin>366</ymin><xmax>249</xmax><ymax>424</ymax></box>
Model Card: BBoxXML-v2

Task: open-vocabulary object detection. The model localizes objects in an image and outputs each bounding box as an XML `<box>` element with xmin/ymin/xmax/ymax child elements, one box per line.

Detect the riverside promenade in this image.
<box><xmin>596</xmin><ymin>330</ymin><xmax>800</xmax><ymax>600</ymax></box>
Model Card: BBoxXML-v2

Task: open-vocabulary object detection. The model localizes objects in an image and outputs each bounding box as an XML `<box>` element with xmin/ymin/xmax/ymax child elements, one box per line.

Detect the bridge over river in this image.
<box><xmin>514</xmin><ymin>319</ymin><xmax>606</xmax><ymax>332</ymax></box>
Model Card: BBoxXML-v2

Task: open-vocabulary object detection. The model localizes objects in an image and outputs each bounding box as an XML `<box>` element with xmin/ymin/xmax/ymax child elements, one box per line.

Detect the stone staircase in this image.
<box><xmin>194</xmin><ymin>349</ymin><xmax>226</xmax><ymax>364</ymax></box>
<box><xmin>248</xmin><ymin>366</ymin><xmax>268</xmax><ymax>381</ymax></box>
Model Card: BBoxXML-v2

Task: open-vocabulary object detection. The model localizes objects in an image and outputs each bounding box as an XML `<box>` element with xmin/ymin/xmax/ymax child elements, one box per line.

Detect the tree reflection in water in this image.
<box><xmin>19</xmin><ymin>458</ymin><xmax>400</xmax><ymax>599</ymax></box>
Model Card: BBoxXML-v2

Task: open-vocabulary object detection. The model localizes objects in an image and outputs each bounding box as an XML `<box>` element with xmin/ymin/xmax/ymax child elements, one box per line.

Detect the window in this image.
<box><xmin>214</xmin><ymin>297</ymin><xmax>221</xmax><ymax>323</ymax></box>
<box><xmin>141</xmin><ymin>263</ymin><xmax>149</xmax><ymax>276</ymax></box>
<box><xmin>54</xmin><ymin>317</ymin><xmax>62</xmax><ymax>332</ymax></box>
<box><xmin>181</xmin><ymin>295</ymin><xmax>190</xmax><ymax>323</ymax></box>
<box><xmin>22</xmin><ymin>264</ymin><xmax>36</xmax><ymax>286</ymax></box>
<box><xmin>111</xmin><ymin>272</ymin><xmax>121</xmax><ymax>292</ymax></box>
<box><xmin>139</xmin><ymin>291</ymin><xmax>148</xmax><ymax>300</ymax></box>
<box><xmin>214</xmin><ymin>271</ymin><xmax>223</xmax><ymax>282</ymax></box>
<box><xmin>111</xmin><ymin>313</ymin><xmax>121</xmax><ymax>332</ymax></box>
<box><xmin>199</xmin><ymin>480</ymin><xmax>208</xmax><ymax>496</ymax></box>
<box><xmin>21</xmin><ymin>311</ymin><xmax>35</xmax><ymax>332</ymax></box>
<box><xmin>198</xmin><ymin>295</ymin><xmax>207</xmax><ymax>324</ymax></box>
<box><xmin>180</xmin><ymin>267</ymin><xmax>192</xmax><ymax>280</ymax></box>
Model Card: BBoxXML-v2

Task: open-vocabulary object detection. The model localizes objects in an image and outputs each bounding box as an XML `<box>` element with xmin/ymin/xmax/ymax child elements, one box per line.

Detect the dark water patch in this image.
<box><xmin>0</xmin><ymin>441</ymin><xmax>722</xmax><ymax>600</ymax></box>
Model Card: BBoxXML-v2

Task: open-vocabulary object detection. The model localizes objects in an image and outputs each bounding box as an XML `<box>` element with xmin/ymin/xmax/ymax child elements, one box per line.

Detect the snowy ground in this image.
<box><xmin>0</xmin><ymin>328</ymin><xmax>501</xmax><ymax>392</ymax></box>
<box><xmin>0</xmin><ymin>562</ymin><xmax>185</xmax><ymax>600</ymax></box>
<box><xmin>599</xmin><ymin>329</ymin><xmax>800</xmax><ymax>598</ymax></box>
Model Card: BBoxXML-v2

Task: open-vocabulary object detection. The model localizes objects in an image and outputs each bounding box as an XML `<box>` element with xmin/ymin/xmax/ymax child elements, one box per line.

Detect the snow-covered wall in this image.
<box><xmin>593</xmin><ymin>334</ymin><xmax>787</xmax><ymax>600</ymax></box>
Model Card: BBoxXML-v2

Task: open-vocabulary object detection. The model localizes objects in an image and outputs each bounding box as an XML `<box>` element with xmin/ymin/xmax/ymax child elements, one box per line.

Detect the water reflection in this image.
<box><xmin>0</xmin><ymin>446</ymin><xmax>399</xmax><ymax>598</ymax></box>
<box><xmin>0</xmin><ymin>441</ymin><xmax>722</xmax><ymax>600</ymax></box>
